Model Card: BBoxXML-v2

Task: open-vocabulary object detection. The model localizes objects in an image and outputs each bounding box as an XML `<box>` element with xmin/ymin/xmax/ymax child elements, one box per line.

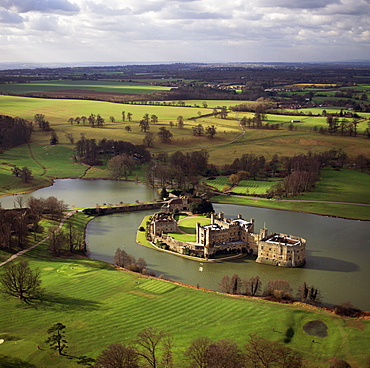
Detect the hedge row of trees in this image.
<box><xmin>219</xmin><ymin>275</ymin><xmax>322</xmax><ymax>304</ymax></box>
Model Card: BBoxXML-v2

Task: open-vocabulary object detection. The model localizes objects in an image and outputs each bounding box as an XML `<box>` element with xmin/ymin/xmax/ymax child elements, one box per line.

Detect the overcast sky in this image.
<box><xmin>0</xmin><ymin>0</ymin><xmax>369</xmax><ymax>64</ymax></box>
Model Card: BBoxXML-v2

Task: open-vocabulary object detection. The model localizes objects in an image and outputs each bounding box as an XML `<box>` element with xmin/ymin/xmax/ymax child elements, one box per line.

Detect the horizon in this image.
<box><xmin>1</xmin><ymin>59</ymin><xmax>370</xmax><ymax>71</ymax></box>
<box><xmin>1</xmin><ymin>0</ymin><xmax>369</xmax><ymax>65</ymax></box>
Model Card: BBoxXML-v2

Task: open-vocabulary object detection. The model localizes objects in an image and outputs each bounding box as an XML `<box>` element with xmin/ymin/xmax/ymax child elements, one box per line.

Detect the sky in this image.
<box><xmin>0</xmin><ymin>0</ymin><xmax>369</xmax><ymax>64</ymax></box>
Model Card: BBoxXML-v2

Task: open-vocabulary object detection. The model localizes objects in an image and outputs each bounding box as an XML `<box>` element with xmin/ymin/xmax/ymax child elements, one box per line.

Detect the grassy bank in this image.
<box><xmin>212</xmin><ymin>195</ymin><xmax>370</xmax><ymax>221</ymax></box>
<box><xmin>0</xmin><ymin>217</ymin><xmax>369</xmax><ymax>368</ymax></box>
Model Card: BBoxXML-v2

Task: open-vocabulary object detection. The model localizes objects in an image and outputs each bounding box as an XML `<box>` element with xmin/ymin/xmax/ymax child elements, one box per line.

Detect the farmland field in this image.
<box><xmin>0</xmin><ymin>80</ymin><xmax>172</xmax><ymax>94</ymax></box>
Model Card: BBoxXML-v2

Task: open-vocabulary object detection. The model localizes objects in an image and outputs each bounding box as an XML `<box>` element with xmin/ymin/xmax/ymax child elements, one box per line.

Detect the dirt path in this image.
<box><xmin>0</xmin><ymin>211</ymin><xmax>76</xmax><ymax>267</ymax></box>
<box><xmin>27</xmin><ymin>143</ymin><xmax>47</xmax><ymax>176</ymax></box>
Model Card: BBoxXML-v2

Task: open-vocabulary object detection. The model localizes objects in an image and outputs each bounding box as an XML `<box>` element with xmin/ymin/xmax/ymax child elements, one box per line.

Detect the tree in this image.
<box><xmin>205</xmin><ymin>125</ymin><xmax>217</xmax><ymax>139</ymax></box>
<box><xmin>114</xmin><ymin>248</ymin><xmax>130</xmax><ymax>268</ymax></box>
<box><xmin>143</xmin><ymin>132</ymin><xmax>155</xmax><ymax>147</ymax></box>
<box><xmin>108</xmin><ymin>154</ymin><xmax>136</xmax><ymax>179</ymax></box>
<box><xmin>265</xmin><ymin>280</ymin><xmax>292</xmax><ymax>300</ymax></box>
<box><xmin>0</xmin><ymin>261</ymin><xmax>42</xmax><ymax>303</ymax></box>
<box><xmin>50</xmin><ymin>130</ymin><xmax>59</xmax><ymax>145</ymax></box>
<box><xmin>48</xmin><ymin>227</ymin><xmax>68</xmax><ymax>256</ymax></box>
<box><xmin>125</xmin><ymin>125</ymin><xmax>132</xmax><ymax>132</ymax></box>
<box><xmin>134</xmin><ymin>327</ymin><xmax>171</xmax><ymax>368</ymax></box>
<box><xmin>192</xmin><ymin>124</ymin><xmax>204</xmax><ymax>136</ymax></box>
<box><xmin>185</xmin><ymin>337</ymin><xmax>211</xmax><ymax>368</ymax></box>
<box><xmin>122</xmin><ymin>111</ymin><xmax>126</xmax><ymax>122</ymax></box>
<box><xmin>151</xmin><ymin>115</ymin><xmax>158</xmax><ymax>124</ymax></box>
<box><xmin>12</xmin><ymin>166</ymin><xmax>33</xmax><ymax>183</ymax></box>
<box><xmin>20</xmin><ymin>167</ymin><xmax>33</xmax><ymax>183</ymax></box>
<box><xmin>231</xmin><ymin>274</ymin><xmax>241</xmax><ymax>295</ymax></box>
<box><xmin>204</xmin><ymin>339</ymin><xmax>244</xmax><ymax>368</ymax></box>
<box><xmin>242</xmin><ymin>276</ymin><xmax>261</xmax><ymax>296</ymax></box>
<box><xmin>127</xmin><ymin>112</ymin><xmax>132</xmax><ymax>122</ymax></box>
<box><xmin>177</xmin><ymin>116</ymin><xmax>184</xmax><ymax>128</ymax></box>
<box><xmin>139</xmin><ymin>119</ymin><xmax>150</xmax><ymax>133</ymax></box>
<box><xmin>297</xmin><ymin>282</ymin><xmax>322</xmax><ymax>304</ymax></box>
<box><xmin>244</xmin><ymin>333</ymin><xmax>303</xmax><ymax>368</ymax></box>
<box><xmin>45</xmin><ymin>323</ymin><xmax>68</xmax><ymax>355</ymax></box>
<box><xmin>110</xmin><ymin>116</ymin><xmax>115</xmax><ymax>122</ymax></box>
<box><xmin>157</xmin><ymin>127</ymin><xmax>173</xmax><ymax>143</ymax></box>
<box><xmin>65</xmin><ymin>133</ymin><xmax>74</xmax><ymax>144</ymax></box>
<box><xmin>219</xmin><ymin>275</ymin><xmax>231</xmax><ymax>294</ymax></box>
<box><xmin>95</xmin><ymin>343</ymin><xmax>139</xmax><ymax>368</ymax></box>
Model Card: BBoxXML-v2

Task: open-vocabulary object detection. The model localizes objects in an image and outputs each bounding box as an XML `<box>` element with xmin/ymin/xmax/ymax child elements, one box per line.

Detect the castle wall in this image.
<box><xmin>147</xmin><ymin>210</ymin><xmax>306</xmax><ymax>267</ymax></box>
<box><xmin>256</xmin><ymin>233</ymin><xmax>306</xmax><ymax>267</ymax></box>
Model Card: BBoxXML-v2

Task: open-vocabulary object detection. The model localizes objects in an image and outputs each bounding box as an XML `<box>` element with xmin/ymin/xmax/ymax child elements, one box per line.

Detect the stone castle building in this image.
<box><xmin>148</xmin><ymin>211</ymin><xmax>306</xmax><ymax>267</ymax></box>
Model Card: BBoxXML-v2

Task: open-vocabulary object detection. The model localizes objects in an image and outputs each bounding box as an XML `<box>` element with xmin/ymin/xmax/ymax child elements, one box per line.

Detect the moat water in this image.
<box><xmin>2</xmin><ymin>179</ymin><xmax>369</xmax><ymax>309</ymax></box>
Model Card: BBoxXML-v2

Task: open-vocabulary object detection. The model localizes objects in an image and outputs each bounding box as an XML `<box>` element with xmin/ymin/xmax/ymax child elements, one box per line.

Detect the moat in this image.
<box><xmin>1</xmin><ymin>179</ymin><xmax>369</xmax><ymax>309</ymax></box>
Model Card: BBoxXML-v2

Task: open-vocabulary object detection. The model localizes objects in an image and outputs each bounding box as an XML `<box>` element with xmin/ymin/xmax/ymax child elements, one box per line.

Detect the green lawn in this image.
<box><xmin>295</xmin><ymin>168</ymin><xmax>370</xmax><ymax>204</ymax></box>
<box><xmin>212</xmin><ymin>195</ymin><xmax>370</xmax><ymax>221</ymax></box>
<box><xmin>0</xmin><ymin>226</ymin><xmax>369</xmax><ymax>368</ymax></box>
<box><xmin>178</xmin><ymin>216</ymin><xmax>211</xmax><ymax>234</ymax></box>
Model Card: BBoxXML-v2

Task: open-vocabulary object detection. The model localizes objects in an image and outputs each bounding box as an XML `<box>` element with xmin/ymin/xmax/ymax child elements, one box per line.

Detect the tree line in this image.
<box><xmin>219</xmin><ymin>275</ymin><xmax>321</xmax><ymax>305</ymax></box>
<box><xmin>147</xmin><ymin>149</ymin><xmax>209</xmax><ymax>189</ymax></box>
<box><xmin>0</xmin><ymin>115</ymin><xmax>33</xmax><ymax>151</ymax></box>
<box><xmin>74</xmin><ymin>136</ymin><xmax>151</xmax><ymax>166</ymax></box>
<box><xmin>0</xmin><ymin>196</ymin><xmax>68</xmax><ymax>252</ymax></box>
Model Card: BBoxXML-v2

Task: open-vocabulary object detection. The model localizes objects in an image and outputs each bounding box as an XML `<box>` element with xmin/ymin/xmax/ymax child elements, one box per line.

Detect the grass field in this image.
<box><xmin>0</xmin><ymin>80</ymin><xmax>173</xmax><ymax>95</ymax></box>
<box><xmin>0</xmin><ymin>218</ymin><xmax>369</xmax><ymax>368</ymax></box>
<box><xmin>202</xmin><ymin>176</ymin><xmax>280</xmax><ymax>195</ymax></box>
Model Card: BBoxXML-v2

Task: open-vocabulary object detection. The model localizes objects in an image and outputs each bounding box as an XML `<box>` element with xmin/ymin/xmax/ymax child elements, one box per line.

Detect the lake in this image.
<box><xmin>1</xmin><ymin>179</ymin><xmax>369</xmax><ymax>309</ymax></box>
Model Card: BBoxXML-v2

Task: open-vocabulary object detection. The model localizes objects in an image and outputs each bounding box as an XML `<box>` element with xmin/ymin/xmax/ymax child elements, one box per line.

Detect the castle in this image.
<box><xmin>148</xmin><ymin>210</ymin><xmax>306</xmax><ymax>268</ymax></box>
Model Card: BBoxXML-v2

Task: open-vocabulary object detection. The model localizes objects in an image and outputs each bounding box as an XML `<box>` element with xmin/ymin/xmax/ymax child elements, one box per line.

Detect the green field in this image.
<box><xmin>0</xmin><ymin>80</ymin><xmax>172</xmax><ymax>94</ymax></box>
<box><xmin>0</xmin><ymin>223</ymin><xmax>369</xmax><ymax>368</ymax></box>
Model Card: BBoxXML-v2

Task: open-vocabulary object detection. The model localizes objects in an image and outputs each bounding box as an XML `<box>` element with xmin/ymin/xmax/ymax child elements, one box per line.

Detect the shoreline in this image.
<box><xmin>1</xmin><ymin>176</ymin><xmax>369</xmax><ymax>221</ymax></box>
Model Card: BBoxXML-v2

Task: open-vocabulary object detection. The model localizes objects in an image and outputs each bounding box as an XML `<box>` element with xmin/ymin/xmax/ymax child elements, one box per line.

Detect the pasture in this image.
<box><xmin>0</xmin><ymin>80</ymin><xmax>172</xmax><ymax>95</ymax></box>
<box><xmin>0</xmin><ymin>221</ymin><xmax>369</xmax><ymax>368</ymax></box>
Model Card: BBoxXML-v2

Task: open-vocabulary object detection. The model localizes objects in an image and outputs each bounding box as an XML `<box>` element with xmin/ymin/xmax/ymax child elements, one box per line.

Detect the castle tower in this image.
<box><xmin>260</xmin><ymin>227</ymin><xmax>268</xmax><ymax>240</ymax></box>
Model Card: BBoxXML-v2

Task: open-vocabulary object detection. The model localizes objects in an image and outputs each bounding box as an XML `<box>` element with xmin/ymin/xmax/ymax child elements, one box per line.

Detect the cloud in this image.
<box><xmin>0</xmin><ymin>0</ymin><xmax>369</xmax><ymax>64</ymax></box>
<box><xmin>257</xmin><ymin>0</ymin><xmax>340</xmax><ymax>9</ymax></box>
<box><xmin>0</xmin><ymin>0</ymin><xmax>80</xmax><ymax>13</ymax></box>
<box><xmin>0</xmin><ymin>9</ymin><xmax>24</xmax><ymax>23</ymax></box>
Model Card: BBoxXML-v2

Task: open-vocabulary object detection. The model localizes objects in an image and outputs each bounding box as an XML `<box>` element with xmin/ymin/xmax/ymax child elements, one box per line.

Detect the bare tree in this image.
<box><xmin>265</xmin><ymin>280</ymin><xmax>292</xmax><ymax>300</ymax></box>
<box><xmin>244</xmin><ymin>333</ymin><xmax>302</xmax><ymax>368</ymax></box>
<box><xmin>143</xmin><ymin>132</ymin><xmax>155</xmax><ymax>148</ymax></box>
<box><xmin>185</xmin><ymin>337</ymin><xmax>211</xmax><ymax>368</ymax></box>
<box><xmin>134</xmin><ymin>327</ymin><xmax>170</xmax><ymax>368</ymax></box>
<box><xmin>0</xmin><ymin>261</ymin><xmax>43</xmax><ymax>303</ymax></box>
<box><xmin>231</xmin><ymin>274</ymin><xmax>242</xmax><ymax>295</ymax></box>
<box><xmin>242</xmin><ymin>276</ymin><xmax>262</xmax><ymax>296</ymax></box>
<box><xmin>219</xmin><ymin>275</ymin><xmax>231</xmax><ymax>294</ymax></box>
<box><xmin>297</xmin><ymin>282</ymin><xmax>322</xmax><ymax>304</ymax></box>
<box><xmin>95</xmin><ymin>343</ymin><xmax>139</xmax><ymax>368</ymax></box>
<box><xmin>204</xmin><ymin>339</ymin><xmax>244</xmax><ymax>368</ymax></box>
